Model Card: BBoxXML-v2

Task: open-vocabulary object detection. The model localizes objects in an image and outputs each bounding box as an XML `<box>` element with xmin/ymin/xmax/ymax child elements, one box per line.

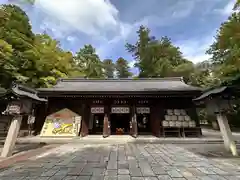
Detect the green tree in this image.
<box><xmin>0</xmin><ymin>4</ymin><xmax>35</xmax><ymax>87</ymax></box>
<box><xmin>0</xmin><ymin>39</ymin><xmax>16</xmax><ymax>87</ymax></box>
<box><xmin>206</xmin><ymin>6</ymin><xmax>240</xmax><ymax>128</ymax></box>
<box><xmin>115</xmin><ymin>57</ymin><xmax>132</xmax><ymax>78</ymax></box>
<box><xmin>126</xmin><ymin>25</ymin><xmax>193</xmax><ymax>79</ymax></box>
<box><xmin>75</xmin><ymin>45</ymin><xmax>104</xmax><ymax>78</ymax></box>
<box><xmin>207</xmin><ymin>11</ymin><xmax>240</xmax><ymax>83</ymax></box>
<box><xmin>0</xmin><ymin>4</ymin><xmax>83</xmax><ymax>88</ymax></box>
<box><xmin>103</xmin><ymin>59</ymin><xmax>115</xmax><ymax>78</ymax></box>
<box><xmin>188</xmin><ymin>61</ymin><xmax>219</xmax><ymax>87</ymax></box>
<box><xmin>126</xmin><ymin>26</ymin><xmax>155</xmax><ymax>77</ymax></box>
<box><xmin>32</xmin><ymin>34</ymin><xmax>79</xmax><ymax>87</ymax></box>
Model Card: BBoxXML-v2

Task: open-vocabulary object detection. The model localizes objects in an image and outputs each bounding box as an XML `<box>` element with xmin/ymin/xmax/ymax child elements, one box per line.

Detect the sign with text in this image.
<box><xmin>91</xmin><ymin>107</ymin><xmax>104</xmax><ymax>114</ymax></box>
<box><xmin>6</xmin><ymin>101</ymin><xmax>21</xmax><ymax>115</ymax></box>
<box><xmin>137</xmin><ymin>107</ymin><xmax>150</xmax><ymax>114</ymax></box>
<box><xmin>111</xmin><ymin>107</ymin><xmax>130</xmax><ymax>114</ymax></box>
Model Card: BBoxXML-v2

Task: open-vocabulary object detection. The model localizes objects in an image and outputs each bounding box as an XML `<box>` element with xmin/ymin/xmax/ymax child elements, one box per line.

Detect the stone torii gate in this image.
<box><xmin>194</xmin><ymin>86</ymin><xmax>239</xmax><ymax>156</ymax></box>
<box><xmin>0</xmin><ymin>84</ymin><xmax>47</xmax><ymax>157</ymax></box>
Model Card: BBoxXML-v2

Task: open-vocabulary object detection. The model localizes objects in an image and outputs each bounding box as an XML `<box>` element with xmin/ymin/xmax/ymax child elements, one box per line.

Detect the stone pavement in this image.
<box><xmin>0</xmin><ymin>143</ymin><xmax>240</xmax><ymax>180</ymax></box>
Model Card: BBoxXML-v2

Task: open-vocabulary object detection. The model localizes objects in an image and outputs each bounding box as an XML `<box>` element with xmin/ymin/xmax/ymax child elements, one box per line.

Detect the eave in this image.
<box><xmin>38</xmin><ymin>90</ymin><xmax>202</xmax><ymax>98</ymax></box>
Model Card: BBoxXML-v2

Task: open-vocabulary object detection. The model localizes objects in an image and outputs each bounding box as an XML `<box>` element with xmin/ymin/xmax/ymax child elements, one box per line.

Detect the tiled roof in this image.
<box><xmin>194</xmin><ymin>85</ymin><xmax>240</xmax><ymax>101</ymax></box>
<box><xmin>38</xmin><ymin>77</ymin><xmax>202</xmax><ymax>93</ymax></box>
<box><xmin>0</xmin><ymin>84</ymin><xmax>47</xmax><ymax>102</ymax></box>
<box><xmin>12</xmin><ymin>84</ymin><xmax>47</xmax><ymax>102</ymax></box>
<box><xmin>193</xmin><ymin>86</ymin><xmax>227</xmax><ymax>101</ymax></box>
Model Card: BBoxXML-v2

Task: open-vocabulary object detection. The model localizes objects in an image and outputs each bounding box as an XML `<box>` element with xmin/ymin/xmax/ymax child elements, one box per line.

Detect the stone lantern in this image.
<box><xmin>0</xmin><ymin>84</ymin><xmax>47</xmax><ymax>157</ymax></box>
<box><xmin>194</xmin><ymin>87</ymin><xmax>238</xmax><ymax>156</ymax></box>
<box><xmin>1</xmin><ymin>99</ymin><xmax>33</xmax><ymax>157</ymax></box>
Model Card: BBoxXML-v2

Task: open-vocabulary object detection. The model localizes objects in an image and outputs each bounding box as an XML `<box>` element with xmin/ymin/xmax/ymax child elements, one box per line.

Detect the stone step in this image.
<box><xmin>12</xmin><ymin>135</ymin><xmax>240</xmax><ymax>145</ymax></box>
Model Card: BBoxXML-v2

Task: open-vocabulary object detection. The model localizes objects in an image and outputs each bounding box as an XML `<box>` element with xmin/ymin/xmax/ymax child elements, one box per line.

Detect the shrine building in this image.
<box><xmin>36</xmin><ymin>77</ymin><xmax>202</xmax><ymax>138</ymax></box>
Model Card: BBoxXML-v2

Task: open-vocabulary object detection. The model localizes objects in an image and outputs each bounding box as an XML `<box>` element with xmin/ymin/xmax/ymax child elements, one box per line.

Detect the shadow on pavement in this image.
<box><xmin>177</xmin><ymin>143</ymin><xmax>240</xmax><ymax>159</ymax></box>
<box><xmin>0</xmin><ymin>142</ymin><xmax>48</xmax><ymax>156</ymax></box>
<box><xmin>12</xmin><ymin>142</ymin><xmax>47</xmax><ymax>155</ymax></box>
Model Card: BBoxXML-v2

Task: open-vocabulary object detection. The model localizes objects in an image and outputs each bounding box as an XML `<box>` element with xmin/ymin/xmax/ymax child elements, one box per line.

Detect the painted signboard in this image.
<box><xmin>40</xmin><ymin>108</ymin><xmax>81</xmax><ymax>137</ymax></box>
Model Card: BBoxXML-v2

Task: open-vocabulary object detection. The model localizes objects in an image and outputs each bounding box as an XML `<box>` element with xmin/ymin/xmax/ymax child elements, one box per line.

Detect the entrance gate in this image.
<box><xmin>110</xmin><ymin>107</ymin><xmax>130</xmax><ymax>135</ymax></box>
<box><xmin>89</xmin><ymin>107</ymin><xmax>104</xmax><ymax>135</ymax></box>
<box><xmin>136</xmin><ymin>107</ymin><xmax>151</xmax><ymax>135</ymax></box>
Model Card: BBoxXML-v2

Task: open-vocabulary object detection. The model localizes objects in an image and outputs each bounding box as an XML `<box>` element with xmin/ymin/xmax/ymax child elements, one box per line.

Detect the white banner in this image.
<box><xmin>91</xmin><ymin>107</ymin><xmax>104</xmax><ymax>114</ymax></box>
<box><xmin>136</xmin><ymin>107</ymin><xmax>150</xmax><ymax>114</ymax></box>
<box><xmin>111</xmin><ymin>107</ymin><xmax>130</xmax><ymax>114</ymax></box>
<box><xmin>75</xmin><ymin>116</ymin><xmax>82</xmax><ymax>124</ymax></box>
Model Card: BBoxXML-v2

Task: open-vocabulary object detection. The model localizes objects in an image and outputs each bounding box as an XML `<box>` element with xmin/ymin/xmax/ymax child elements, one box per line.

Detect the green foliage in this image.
<box><xmin>74</xmin><ymin>45</ymin><xmax>104</xmax><ymax>78</ymax></box>
<box><xmin>207</xmin><ymin>11</ymin><xmax>240</xmax><ymax>84</ymax></box>
<box><xmin>126</xmin><ymin>26</ymin><xmax>194</xmax><ymax>80</ymax></box>
<box><xmin>205</xmin><ymin>4</ymin><xmax>240</xmax><ymax>127</ymax></box>
<box><xmin>103</xmin><ymin>59</ymin><xmax>115</xmax><ymax>78</ymax></box>
<box><xmin>115</xmin><ymin>57</ymin><xmax>132</xmax><ymax>78</ymax></box>
<box><xmin>0</xmin><ymin>4</ymin><xmax>35</xmax><ymax>87</ymax></box>
<box><xmin>0</xmin><ymin>4</ymin><xmax>85</xmax><ymax>88</ymax></box>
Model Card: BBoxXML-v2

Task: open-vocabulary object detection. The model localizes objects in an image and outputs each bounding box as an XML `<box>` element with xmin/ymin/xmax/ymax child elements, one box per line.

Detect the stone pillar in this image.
<box><xmin>216</xmin><ymin>113</ymin><xmax>238</xmax><ymax>156</ymax></box>
<box><xmin>1</xmin><ymin>116</ymin><xmax>22</xmax><ymax>157</ymax></box>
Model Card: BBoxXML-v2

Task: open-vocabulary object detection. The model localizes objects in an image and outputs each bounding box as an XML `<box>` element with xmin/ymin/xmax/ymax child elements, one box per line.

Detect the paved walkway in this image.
<box><xmin>0</xmin><ymin>143</ymin><xmax>240</xmax><ymax>180</ymax></box>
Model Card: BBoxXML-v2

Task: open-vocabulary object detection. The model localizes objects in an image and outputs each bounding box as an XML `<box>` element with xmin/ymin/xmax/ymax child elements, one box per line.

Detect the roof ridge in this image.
<box><xmin>12</xmin><ymin>83</ymin><xmax>37</xmax><ymax>95</ymax></box>
<box><xmin>58</xmin><ymin>77</ymin><xmax>183</xmax><ymax>82</ymax></box>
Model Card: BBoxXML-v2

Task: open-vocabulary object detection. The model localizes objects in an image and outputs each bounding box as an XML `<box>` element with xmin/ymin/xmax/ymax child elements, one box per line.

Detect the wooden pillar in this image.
<box><xmin>150</xmin><ymin>105</ymin><xmax>161</xmax><ymax>137</ymax></box>
<box><xmin>34</xmin><ymin>103</ymin><xmax>47</xmax><ymax>135</ymax></box>
<box><xmin>1</xmin><ymin>116</ymin><xmax>22</xmax><ymax>157</ymax></box>
<box><xmin>217</xmin><ymin>113</ymin><xmax>238</xmax><ymax>156</ymax></box>
<box><xmin>103</xmin><ymin>104</ymin><xmax>110</xmax><ymax>137</ymax></box>
<box><xmin>103</xmin><ymin>113</ymin><xmax>110</xmax><ymax>138</ymax></box>
<box><xmin>131</xmin><ymin>106</ymin><xmax>138</xmax><ymax>138</ymax></box>
<box><xmin>80</xmin><ymin>103</ymin><xmax>89</xmax><ymax>137</ymax></box>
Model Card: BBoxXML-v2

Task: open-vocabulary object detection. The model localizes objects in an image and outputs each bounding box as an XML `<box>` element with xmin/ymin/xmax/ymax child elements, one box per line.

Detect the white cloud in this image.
<box><xmin>34</xmin><ymin>0</ymin><xmax>120</xmax><ymax>36</ymax></box>
<box><xmin>29</xmin><ymin>0</ymin><xmax>219</xmax><ymax>65</ymax></box>
<box><xmin>33</xmin><ymin>0</ymin><xmax>199</xmax><ymax>55</ymax></box>
<box><xmin>214</xmin><ymin>0</ymin><xmax>235</xmax><ymax>16</ymax></box>
<box><xmin>222</xmin><ymin>0</ymin><xmax>235</xmax><ymax>15</ymax></box>
<box><xmin>170</xmin><ymin>0</ymin><xmax>195</xmax><ymax>19</ymax></box>
<box><xmin>67</xmin><ymin>36</ymin><xmax>76</xmax><ymax>42</ymax></box>
<box><xmin>175</xmin><ymin>32</ymin><xmax>216</xmax><ymax>63</ymax></box>
<box><xmin>95</xmin><ymin>1</ymin><xmax>199</xmax><ymax>59</ymax></box>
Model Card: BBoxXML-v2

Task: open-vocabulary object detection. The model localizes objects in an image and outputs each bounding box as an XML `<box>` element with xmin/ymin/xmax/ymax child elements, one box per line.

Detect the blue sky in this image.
<box><xmin>1</xmin><ymin>0</ymin><xmax>236</xmax><ymax>68</ymax></box>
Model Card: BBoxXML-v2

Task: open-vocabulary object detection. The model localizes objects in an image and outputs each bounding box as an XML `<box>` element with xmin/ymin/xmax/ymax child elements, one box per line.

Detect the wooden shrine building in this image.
<box><xmin>37</xmin><ymin>77</ymin><xmax>202</xmax><ymax>138</ymax></box>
